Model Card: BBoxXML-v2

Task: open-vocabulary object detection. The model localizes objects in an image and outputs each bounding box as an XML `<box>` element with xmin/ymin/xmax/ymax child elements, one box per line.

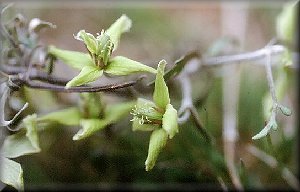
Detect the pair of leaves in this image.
<box><xmin>0</xmin><ymin>114</ymin><xmax>40</xmax><ymax>191</ymax></box>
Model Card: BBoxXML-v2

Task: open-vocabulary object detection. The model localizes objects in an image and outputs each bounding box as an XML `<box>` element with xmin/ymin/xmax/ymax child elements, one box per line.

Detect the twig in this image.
<box><xmin>202</xmin><ymin>45</ymin><xmax>286</xmax><ymax>66</ymax></box>
<box><xmin>14</xmin><ymin>75</ymin><xmax>145</xmax><ymax>93</ymax></box>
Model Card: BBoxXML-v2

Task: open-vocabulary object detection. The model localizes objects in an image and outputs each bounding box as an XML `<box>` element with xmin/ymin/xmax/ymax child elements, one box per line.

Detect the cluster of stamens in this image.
<box><xmin>130</xmin><ymin>104</ymin><xmax>162</xmax><ymax>125</ymax></box>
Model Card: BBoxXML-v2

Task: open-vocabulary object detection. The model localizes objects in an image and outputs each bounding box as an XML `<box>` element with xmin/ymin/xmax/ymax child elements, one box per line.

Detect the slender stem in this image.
<box><xmin>202</xmin><ymin>45</ymin><xmax>286</xmax><ymax>66</ymax></box>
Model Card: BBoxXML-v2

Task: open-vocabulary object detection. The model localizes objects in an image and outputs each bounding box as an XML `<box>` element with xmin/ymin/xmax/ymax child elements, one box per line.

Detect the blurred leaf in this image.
<box><xmin>1</xmin><ymin>114</ymin><xmax>40</xmax><ymax>158</ymax></box>
<box><xmin>164</xmin><ymin>52</ymin><xmax>199</xmax><ymax>82</ymax></box>
<box><xmin>105</xmin><ymin>56</ymin><xmax>156</xmax><ymax>75</ymax></box>
<box><xmin>0</xmin><ymin>157</ymin><xmax>24</xmax><ymax>191</ymax></box>
<box><xmin>74</xmin><ymin>30</ymin><xmax>97</xmax><ymax>54</ymax></box>
<box><xmin>105</xmin><ymin>101</ymin><xmax>135</xmax><ymax>123</ymax></box>
<box><xmin>106</xmin><ymin>14</ymin><xmax>132</xmax><ymax>51</ymax></box>
<box><xmin>145</xmin><ymin>129</ymin><xmax>168</xmax><ymax>171</ymax></box>
<box><xmin>48</xmin><ymin>46</ymin><xmax>94</xmax><ymax>70</ymax></box>
<box><xmin>153</xmin><ymin>60</ymin><xmax>170</xmax><ymax>109</ymax></box>
<box><xmin>73</xmin><ymin>119</ymin><xmax>109</xmax><ymax>140</ymax></box>
<box><xmin>162</xmin><ymin>104</ymin><xmax>178</xmax><ymax>139</ymax></box>
<box><xmin>66</xmin><ymin>66</ymin><xmax>103</xmax><ymax>88</ymax></box>
<box><xmin>38</xmin><ymin>107</ymin><xmax>81</xmax><ymax>126</ymax></box>
<box><xmin>276</xmin><ymin>1</ymin><xmax>297</xmax><ymax>43</ymax></box>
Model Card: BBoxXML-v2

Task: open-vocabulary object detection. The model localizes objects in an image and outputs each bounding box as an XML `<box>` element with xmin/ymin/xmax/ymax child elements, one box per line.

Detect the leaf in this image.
<box><xmin>147</xmin><ymin>52</ymin><xmax>200</xmax><ymax>86</ymax></box>
<box><xmin>153</xmin><ymin>60</ymin><xmax>170</xmax><ymax>109</ymax></box>
<box><xmin>72</xmin><ymin>119</ymin><xmax>109</xmax><ymax>140</ymax></box>
<box><xmin>106</xmin><ymin>14</ymin><xmax>132</xmax><ymax>51</ymax></box>
<box><xmin>132</xmin><ymin>118</ymin><xmax>159</xmax><ymax>132</ymax></box>
<box><xmin>48</xmin><ymin>46</ymin><xmax>94</xmax><ymax>70</ymax></box>
<box><xmin>38</xmin><ymin>107</ymin><xmax>81</xmax><ymax>126</ymax></box>
<box><xmin>66</xmin><ymin>66</ymin><xmax>103</xmax><ymax>88</ymax></box>
<box><xmin>105</xmin><ymin>101</ymin><xmax>135</xmax><ymax>123</ymax></box>
<box><xmin>162</xmin><ymin>104</ymin><xmax>178</xmax><ymax>139</ymax></box>
<box><xmin>105</xmin><ymin>56</ymin><xmax>157</xmax><ymax>75</ymax></box>
<box><xmin>1</xmin><ymin>114</ymin><xmax>41</xmax><ymax>158</ymax></box>
<box><xmin>74</xmin><ymin>30</ymin><xmax>97</xmax><ymax>54</ymax></box>
<box><xmin>145</xmin><ymin>129</ymin><xmax>168</xmax><ymax>171</ymax></box>
<box><xmin>0</xmin><ymin>157</ymin><xmax>24</xmax><ymax>191</ymax></box>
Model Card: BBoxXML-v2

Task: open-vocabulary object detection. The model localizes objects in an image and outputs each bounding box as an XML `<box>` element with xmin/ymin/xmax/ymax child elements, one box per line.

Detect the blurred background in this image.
<box><xmin>1</xmin><ymin>0</ymin><xmax>298</xmax><ymax>190</ymax></box>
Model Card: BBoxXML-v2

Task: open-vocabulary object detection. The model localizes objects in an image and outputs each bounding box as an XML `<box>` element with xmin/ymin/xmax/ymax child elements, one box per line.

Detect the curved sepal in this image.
<box><xmin>66</xmin><ymin>66</ymin><xmax>103</xmax><ymax>88</ymax></box>
<box><xmin>162</xmin><ymin>104</ymin><xmax>178</xmax><ymax>139</ymax></box>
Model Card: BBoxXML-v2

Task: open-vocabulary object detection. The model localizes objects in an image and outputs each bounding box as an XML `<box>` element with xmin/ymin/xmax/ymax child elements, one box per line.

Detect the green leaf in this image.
<box><xmin>153</xmin><ymin>60</ymin><xmax>170</xmax><ymax>109</ymax></box>
<box><xmin>162</xmin><ymin>104</ymin><xmax>178</xmax><ymax>139</ymax></box>
<box><xmin>132</xmin><ymin>118</ymin><xmax>159</xmax><ymax>132</ymax></box>
<box><xmin>74</xmin><ymin>30</ymin><xmax>97</xmax><ymax>54</ymax></box>
<box><xmin>66</xmin><ymin>66</ymin><xmax>103</xmax><ymax>88</ymax></box>
<box><xmin>38</xmin><ymin>107</ymin><xmax>81</xmax><ymax>126</ymax></box>
<box><xmin>105</xmin><ymin>101</ymin><xmax>135</xmax><ymax>123</ymax></box>
<box><xmin>145</xmin><ymin>129</ymin><xmax>168</xmax><ymax>171</ymax></box>
<box><xmin>106</xmin><ymin>14</ymin><xmax>132</xmax><ymax>51</ymax></box>
<box><xmin>105</xmin><ymin>56</ymin><xmax>157</xmax><ymax>75</ymax></box>
<box><xmin>1</xmin><ymin>114</ymin><xmax>41</xmax><ymax>158</ymax></box>
<box><xmin>48</xmin><ymin>46</ymin><xmax>94</xmax><ymax>70</ymax></box>
<box><xmin>72</xmin><ymin>119</ymin><xmax>109</xmax><ymax>140</ymax></box>
<box><xmin>0</xmin><ymin>157</ymin><xmax>24</xmax><ymax>191</ymax></box>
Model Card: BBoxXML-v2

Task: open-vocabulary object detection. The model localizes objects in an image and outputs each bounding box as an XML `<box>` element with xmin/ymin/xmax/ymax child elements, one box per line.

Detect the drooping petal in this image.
<box><xmin>153</xmin><ymin>60</ymin><xmax>170</xmax><ymax>109</ymax></box>
<box><xmin>72</xmin><ymin>119</ymin><xmax>109</xmax><ymax>140</ymax></box>
<box><xmin>38</xmin><ymin>107</ymin><xmax>81</xmax><ymax>126</ymax></box>
<box><xmin>145</xmin><ymin>129</ymin><xmax>168</xmax><ymax>171</ymax></box>
<box><xmin>65</xmin><ymin>66</ymin><xmax>103</xmax><ymax>88</ymax></box>
<box><xmin>162</xmin><ymin>104</ymin><xmax>178</xmax><ymax>139</ymax></box>
<box><xmin>106</xmin><ymin>14</ymin><xmax>132</xmax><ymax>51</ymax></box>
<box><xmin>105</xmin><ymin>56</ymin><xmax>157</xmax><ymax>75</ymax></box>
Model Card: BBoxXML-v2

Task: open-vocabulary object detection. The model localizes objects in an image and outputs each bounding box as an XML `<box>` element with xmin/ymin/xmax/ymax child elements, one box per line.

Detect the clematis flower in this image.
<box><xmin>48</xmin><ymin>15</ymin><xmax>157</xmax><ymax>88</ymax></box>
<box><xmin>131</xmin><ymin>60</ymin><xmax>178</xmax><ymax>171</ymax></box>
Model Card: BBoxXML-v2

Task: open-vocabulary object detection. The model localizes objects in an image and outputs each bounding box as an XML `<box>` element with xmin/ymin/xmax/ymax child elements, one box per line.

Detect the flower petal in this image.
<box><xmin>74</xmin><ymin>30</ymin><xmax>97</xmax><ymax>54</ymax></box>
<box><xmin>105</xmin><ymin>56</ymin><xmax>157</xmax><ymax>75</ymax></box>
<box><xmin>38</xmin><ymin>107</ymin><xmax>81</xmax><ymax>126</ymax></box>
<box><xmin>153</xmin><ymin>60</ymin><xmax>170</xmax><ymax>109</ymax></box>
<box><xmin>162</xmin><ymin>104</ymin><xmax>178</xmax><ymax>139</ymax></box>
<box><xmin>65</xmin><ymin>66</ymin><xmax>103</xmax><ymax>88</ymax></box>
<box><xmin>72</xmin><ymin>119</ymin><xmax>109</xmax><ymax>140</ymax></box>
<box><xmin>106</xmin><ymin>14</ymin><xmax>132</xmax><ymax>51</ymax></box>
<box><xmin>48</xmin><ymin>46</ymin><xmax>94</xmax><ymax>70</ymax></box>
<box><xmin>145</xmin><ymin>129</ymin><xmax>168</xmax><ymax>171</ymax></box>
